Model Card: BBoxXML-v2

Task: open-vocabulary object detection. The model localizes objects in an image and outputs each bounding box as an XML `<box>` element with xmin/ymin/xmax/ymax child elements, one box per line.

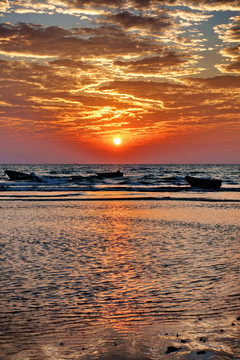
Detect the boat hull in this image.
<box><xmin>96</xmin><ymin>171</ymin><xmax>123</xmax><ymax>178</ymax></box>
<box><xmin>5</xmin><ymin>170</ymin><xmax>39</xmax><ymax>181</ymax></box>
<box><xmin>185</xmin><ymin>176</ymin><xmax>222</xmax><ymax>189</ymax></box>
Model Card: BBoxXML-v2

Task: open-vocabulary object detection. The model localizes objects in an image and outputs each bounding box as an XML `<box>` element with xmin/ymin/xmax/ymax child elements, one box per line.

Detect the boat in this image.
<box><xmin>96</xmin><ymin>170</ymin><xmax>123</xmax><ymax>178</ymax></box>
<box><xmin>185</xmin><ymin>175</ymin><xmax>222</xmax><ymax>189</ymax></box>
<box><xmin>5</xmin><ymin>170</ymin><xmax>39</xmax><ymax>181</ymax></box>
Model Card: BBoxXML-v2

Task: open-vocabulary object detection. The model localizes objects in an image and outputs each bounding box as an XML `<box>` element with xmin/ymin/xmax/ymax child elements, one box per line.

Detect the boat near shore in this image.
<box><xmin>96</xmin><ymin>170</ymin><xmax>123</xmax><ymax>178</ymax></box>
<box><xmin>185</xmin><ymin>175</ymin><xmax>222</xmax><ymax>189</ymax></box>
<box><xmin>5</xmin><ymin>170</ymin><xmax>39</xmax><ymax>181</ymax></box>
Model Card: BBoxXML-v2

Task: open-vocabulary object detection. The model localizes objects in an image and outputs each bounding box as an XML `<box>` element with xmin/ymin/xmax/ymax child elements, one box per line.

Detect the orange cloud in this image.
<box><xmin>216</xmin><ymin>46</ymin><xmax>240</xmax><ymax>74</ymax></box>
<box><xmin>0</xmin><ymin>1</ymin><xmax>239</xmax><ymax>162</ymax></box>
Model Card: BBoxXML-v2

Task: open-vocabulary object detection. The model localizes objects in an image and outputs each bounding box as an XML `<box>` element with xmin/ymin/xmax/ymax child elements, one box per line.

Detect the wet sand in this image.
<box><xmin>0</xmin><ymin>199</ymin><xmax>239</xmax><ymax>359</ymax></box>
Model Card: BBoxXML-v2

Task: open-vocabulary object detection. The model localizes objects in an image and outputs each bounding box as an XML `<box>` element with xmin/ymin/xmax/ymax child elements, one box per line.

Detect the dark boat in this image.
<box><xmin>96</xmin><ymin>170</ymin><xmax>123</xmax><ymax>178</ymax></box>
<box><xmin>185</xmin><ymin>175</ymin><xmax>222</xmax><ymax>189</ymax></box>
<box><xmin>5</xmin><ymin>170</ymin><xmax>39</xmax><ymax>181</ymax></box>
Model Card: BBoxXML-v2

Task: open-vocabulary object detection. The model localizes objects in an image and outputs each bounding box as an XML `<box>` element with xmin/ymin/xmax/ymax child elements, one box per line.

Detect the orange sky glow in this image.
<box><xmin>0</xmin><ymin>0</ymin><xmax>239</xmax><ymax>163</ymax></box>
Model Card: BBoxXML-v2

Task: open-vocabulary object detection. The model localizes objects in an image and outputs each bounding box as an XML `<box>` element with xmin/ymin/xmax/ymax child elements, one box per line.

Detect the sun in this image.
<box><xmin>114</xmin><ymin>137</ymin><xmax>122</xmax><ymax>145</ymax></box>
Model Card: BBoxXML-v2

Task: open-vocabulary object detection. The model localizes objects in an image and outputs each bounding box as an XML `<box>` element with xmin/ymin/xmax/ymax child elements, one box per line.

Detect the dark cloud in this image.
<box><xmin>55</xmin><ymin>0</ymin><xmax>240</xmax><ymax>11</ymax></box>
<box><xmin>114</xmin><ymin>53</ymin><xmax>190</xmax><ymax>73</ymax></box>
<box><xmin>59</xmin><ymin>0</ymin><xmax>126</xmax><ymax>9</ymax></box>
<box><xmin>57</xmin><ymin>0</ymin><xmax>240</xmax><ymax>12</ymax></box>
<box><xmin>0</xmin><ymin>22</ymin><xmax>165</xmax><ymax>58</ymax></box>
<box><xmin>186</xmin><ymin>74</ymin><xmax>240</xmax><ymax>88</ymax></box>
<box><xmin>104</xmin><ymin>11</ymin><xmax>171</xmax><ymax>32</ymax></box>
<box><xmin>99</xmin><ymin>75</ymin><xmax>240</xmax><ymax>104</ymax></box>
<box><xmin>0</xmin><ymin>22</ymin><xmax>68</xmax><ymax>39</ymax></box>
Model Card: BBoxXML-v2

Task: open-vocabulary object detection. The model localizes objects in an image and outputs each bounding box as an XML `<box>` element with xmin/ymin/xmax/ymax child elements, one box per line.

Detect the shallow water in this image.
<box><xmin>0</xmin><ymin>200</ymin><xmax>239</xmax><ymax>359</ymax></box>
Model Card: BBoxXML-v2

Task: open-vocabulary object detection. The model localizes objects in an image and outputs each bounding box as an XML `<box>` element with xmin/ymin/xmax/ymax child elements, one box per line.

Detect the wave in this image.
<box><xmin>0</xmin><ymin>165</ymin><xmax>239</xmax><ymax>204</ymax></box>
<box><xmin>1</xmin><ymin>177</ymin><xmax>240</xmax><ymax>193</ymax></box>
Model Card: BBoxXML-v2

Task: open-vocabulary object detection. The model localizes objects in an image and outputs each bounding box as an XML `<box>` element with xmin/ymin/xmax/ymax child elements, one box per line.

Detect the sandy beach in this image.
<box><xmin>0</xmin><ymin>199</ymin><xmax>239</xmax><ymax>360</ymax></box>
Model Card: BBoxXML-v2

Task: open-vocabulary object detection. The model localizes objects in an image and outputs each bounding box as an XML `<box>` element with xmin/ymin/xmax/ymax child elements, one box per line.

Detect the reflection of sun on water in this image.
<box><xmin>95</xmin><ymin>202</ymin><xmax>144</xmax><ymax>334</ymax></box>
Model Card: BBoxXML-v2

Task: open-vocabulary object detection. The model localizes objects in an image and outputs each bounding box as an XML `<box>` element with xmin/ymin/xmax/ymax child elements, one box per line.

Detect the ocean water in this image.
<box><xmin>0</xmin><ymin>165</ymin><xmax>239</xmax><ymax>360</ymax></box>
<box><xmin>0</xmin><ymin>164</ymin><xmax>240</xmax><ymax>201</ymax></box>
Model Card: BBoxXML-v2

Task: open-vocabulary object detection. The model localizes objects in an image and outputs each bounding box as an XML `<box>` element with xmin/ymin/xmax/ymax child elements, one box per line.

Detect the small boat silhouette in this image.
<box><xmin>5</xmin><ymin>170</ymin><xmax>39</xmax><ymax>181</ymax></box>
<box><xmin>96</xmin><ymin>170</ymin><xmax>123</xmax><ymax>178</ymax></box>
<box><xmin>185</xmin><ymin>175</ymin><xmax>222</xmax><ymax>189</ymax></box>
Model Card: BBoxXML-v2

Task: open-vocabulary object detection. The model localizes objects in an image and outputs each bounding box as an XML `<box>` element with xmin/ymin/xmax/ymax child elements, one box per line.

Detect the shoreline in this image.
<box><xmin>0</xmin><ymin>191</ymin><xmax>240</xmax><ymax>202</ymax></box>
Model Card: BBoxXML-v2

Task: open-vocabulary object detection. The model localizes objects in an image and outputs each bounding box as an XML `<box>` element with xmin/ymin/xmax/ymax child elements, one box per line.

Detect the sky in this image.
<box><xmin>0</xmin><ymin>0</ymin><xmax>239</xmax><ymax>164</ymax></box>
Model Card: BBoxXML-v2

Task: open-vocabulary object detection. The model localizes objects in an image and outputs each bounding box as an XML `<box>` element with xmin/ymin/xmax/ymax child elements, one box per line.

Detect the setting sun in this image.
<box><xmin>114</xmin><ymin>137</ymin><xmax>122</xmax><ymax>146</ymax></box>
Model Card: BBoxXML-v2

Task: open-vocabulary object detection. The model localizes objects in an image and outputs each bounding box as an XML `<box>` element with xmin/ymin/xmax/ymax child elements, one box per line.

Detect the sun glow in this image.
<box><xmin>114</xmin><ymin>137</ymin><xmax>122</xmax><ymax>145</ymax></box>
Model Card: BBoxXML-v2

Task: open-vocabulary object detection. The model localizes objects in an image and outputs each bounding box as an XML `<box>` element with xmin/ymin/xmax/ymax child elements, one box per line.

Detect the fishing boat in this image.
<box><xmin>5</xmin><ymin>170</ymin><xmax>39</xmax><ymax>181</ymax></box>
<box><xmin>96</xmin><ymin>170</ymin><xmax>123</xmax><ymax>178</ymax></box>
<box><xmin>185</xmin><ymin>175</ymin><xmax>222</xmax><ymax>189</ymax></box>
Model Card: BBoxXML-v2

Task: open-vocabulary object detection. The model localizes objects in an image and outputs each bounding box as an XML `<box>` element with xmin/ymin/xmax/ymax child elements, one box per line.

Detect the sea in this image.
<box><xmin>0</xmin><ymin>164</ymin><xmax>239</xmax><ymax>360</ymax></box>
<box><xmin>0</xmin><ymin>164</ymin><xmax>239</xmax><ymax>201</ymax></box>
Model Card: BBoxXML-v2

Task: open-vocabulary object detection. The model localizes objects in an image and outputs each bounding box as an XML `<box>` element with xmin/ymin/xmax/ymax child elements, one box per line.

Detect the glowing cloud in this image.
<box><xmin>0</xmin><ymin>0</ymin><xmax>239</xmax><ymax>163</ymax></box>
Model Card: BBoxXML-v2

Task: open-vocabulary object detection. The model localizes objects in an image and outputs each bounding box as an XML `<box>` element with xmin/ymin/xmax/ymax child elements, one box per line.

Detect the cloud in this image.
<box><xmin>216</xmin><ymin>45</ymin><xmax>240</xmax><ymax>73</ymax></box>
<box><xmin>4</xmin><ymin>0</ymin><xmax>57</xmax><ymax>14</ymax></box>
<box><xmin>0</xmin><ymin>14</ymin><xmax>206</xmax><ymax>76</ymax></box>
<box><xmin>0</xmin><ymin>53</ymin><xmax>239</xmax><ymax>151</ymax></box>
<box><xmin>49</xmin><ymin>58</ymin><xmax>97</xmax><ymax>70</ymax></box>
<box><xmin>0</xmin><ymin>1</ymin><xmax>239</xmax><ymax>161</ymax></box>
<box><xmin>181</xmin><ymin>0</ymin><xmax>240</xmax><ymax>11</ymax></box>
<box><xmin>0</xmin><ymin>0</ymin><xmax>9</xmax><ymax>14</ymax></box>
<box><xmin>103</xmin><ymin>10</ymin><xmax>171</xmax><ymax>32</ymax></box>
<box><xmin>0</xmin><ymin>19</ymin><xmax>206</xmax><ymax>84</ymax></box>
<box><xmin>170</xmin><ymin>8</ymin><xmax>213</xmax><ymax>24</ymax></box>
<box><xmin>6</xmin><ymin>0</ymin><xmax>125</xmax><ymax>16</ymax></box>
<box><xmin>0</xmin><ymin>22</ymin><xmax>70</xmax><ymax>57</ymax></box>
<box><xmin>0</xmin><ymin>22</ymin><xmax>169</xmax><ymax>59</ymax></box>
<box><xmin>98</xmin><ymin>76</ymin><xmax>240</xmax><ymax>151</ymax></box>
<box><xmin>51</xmin><ymin>0</ymin><xmax>240</xmax><ymax>12</ymax></box>
<box><xmin>185</xmin><ymin>74</ymin><xmax>240</xmax><ymax>88</ymax></box>
<box><xmin>99</xmin><ymin>76</ymin><xmax>240</xmax><ymax>115</ymax></box>
<box><xmin>4</xmin><ymin>0</ymin><xmax>240</xmax><ymax>17</ymax></box>
<box><xmin>213</xmin><ymin>16</ymin><xmax>240</xmax><ymax>74</ymax></box>
<box><xmin>113</xmin><ymin>52</ymin><xmax>193</xmax><ymax>76</ymax></box>
<box><xmin>214</xmin><ymin>15</ymin><xmax>240</xmax><ymax>43</ymax></box>
<box><xmin>60</xmin><ymin>0</ymin><xmax>125</xmax><ymax>8</ymax></box>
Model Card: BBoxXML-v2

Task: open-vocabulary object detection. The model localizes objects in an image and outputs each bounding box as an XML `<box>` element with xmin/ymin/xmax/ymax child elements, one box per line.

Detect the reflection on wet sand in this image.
<box><xmin>0</xmin><ymin>200</ymin><xmax>239</xmax><ymax>360</ymax></box>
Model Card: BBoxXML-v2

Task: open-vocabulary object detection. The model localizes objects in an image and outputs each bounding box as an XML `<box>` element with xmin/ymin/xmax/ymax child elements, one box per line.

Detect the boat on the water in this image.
<box><xmin>185</xmin><ymin>175</ymin><xmax>222</xmax><ymax>189</ymax></box>
<box><xmin>96</xmin><ymin>170</ymin><xmax>123</xmax><ymax>178</ymax></box>
<box><xmin>5</xmin><ymin>170</ymin><xmax>39</xmax><ymax>181</ymax></box>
